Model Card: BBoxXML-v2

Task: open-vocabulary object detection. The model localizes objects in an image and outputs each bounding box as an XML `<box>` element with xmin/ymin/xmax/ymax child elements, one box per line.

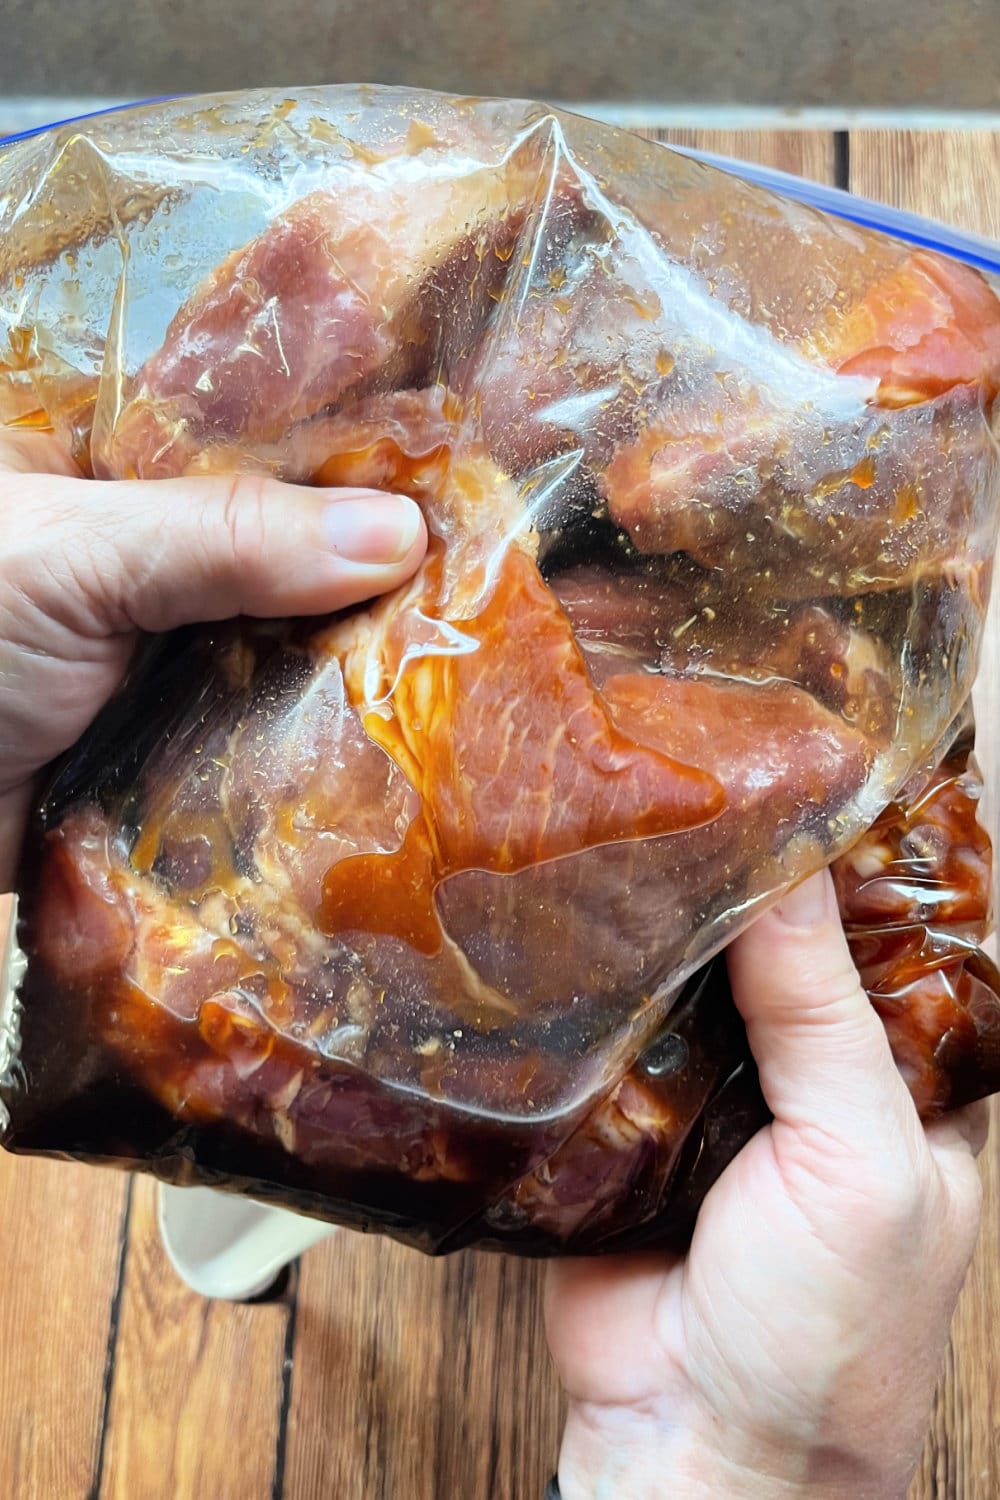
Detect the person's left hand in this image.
<box><xmin>0</xmin><ymin>428</ymin><xmax>427</xmax><ymax>889</ymax></box>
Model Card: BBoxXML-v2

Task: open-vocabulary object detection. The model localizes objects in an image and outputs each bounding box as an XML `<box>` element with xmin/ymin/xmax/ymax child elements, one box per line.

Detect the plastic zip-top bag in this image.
<box><xmin>1</xmin><ymin>87</ymin><xmax>999</xmax><ymax>1255</ymax></box>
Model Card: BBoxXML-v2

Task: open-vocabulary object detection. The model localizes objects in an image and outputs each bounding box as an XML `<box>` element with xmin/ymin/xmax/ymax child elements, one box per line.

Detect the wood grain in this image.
<box><xmin>849</xmin><ymin>130</ymin><xmax>1000</xmax><ymax>1500</ymax></box>
<box><xmin>97</xmin><ymin>1178</ymin><xmax>291</xmax><ymax>1500</ymax></box>
<box><xmin>652</xmin><ymin>127</ymin><xmax>838</xmax><ymax>186</ymax></box>
<box><xmin>0</xmin><ymin>1151</ymin><xmax>127</xmax><ymax>1500</ymax></box>
<box><xmin>0</xmin><ymin>891</ymin><xmax>129</xmax><ymax>1500</ymax></box>
<box><xmin>285</xmin><ymin>1235</ymin><xmax>564</xmax><ymax>1500</ymax></box>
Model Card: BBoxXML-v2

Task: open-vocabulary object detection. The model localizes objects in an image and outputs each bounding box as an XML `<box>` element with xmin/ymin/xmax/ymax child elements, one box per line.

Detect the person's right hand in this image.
<box><xmin>0</xmin><ymin>428</ymin><xmax>426</xmax><ymax>889</ymax></box>
<box><xmin>547</xmin><ymin>869</ymin><xmax>988</xmax><ymax>1499</ymax></box>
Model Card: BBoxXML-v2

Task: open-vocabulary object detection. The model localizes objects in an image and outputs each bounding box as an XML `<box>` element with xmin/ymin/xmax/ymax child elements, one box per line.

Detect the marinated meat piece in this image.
<box><xmin>488</xmin><ymin>720</ymin><xmax>1000</xmax><ymax>1249</ymax></box>
<box><xmin>461</xmin><ymin>206</ymin><xmax>1000</xmax><ymax>598</ymax></box>
<box><xmin>27</xmin><ymin>816</ymin><xmax>501</xmax><ymax>1196</ymax></box>
<box><xmin>602</xmin><ymin>383</ymin><xmax>999</xmax><ymax>600</ymax></box>
<box><xmin>546</xmin><ymin>561</ymin><xmax>698</xmax><ymax>651</ymax></box>
<box><xmin>509</xmin><ymin>1071</ymin><xmax>688</xmax><ymax>1243</ymax></box>
<box><xmin>437</xmin><ymin>670</ymin><xmax>871</xmax><ymax>1013</ymax></box>
<box><xmin>848</xmin><ymin>930</ymin><xmax>1000</xmax><ymax>1117</ymax></box>
<box><xmin>97</xmin><ymin>144</ymin><xmax>551</xmax><ymax>480</ymax></box>
<box><xmin>603</xmin><ymin>671</ymin><xmax>870</xmax><ymax>833</ymax></box>
<box><xmin>219</xmin><ymin>649</ymin><xmax>420</xmax><ymax>920</ymax></box>
<box><xmin>833</xmin><ymin>721</ymin><xmax>1000</xmax><ymax>1115</ymax></box>
<box><xmin>457</xmin><ymin>227</ymin><xmax>660</xmax><ymax>475</ymax></box>
<box><xmin>549</xmin><ymin>562</ymin><xmax>895</xmax><ymax>732</ymax></box>
<box><xmin>462</xmin><ymin>172</ymin><xmax>940</xmax><ymax>478</ymax></box>
<box><xmin>26</xmin><ymin>798</ymin><xmax>594</xmax><ymax>1218</ymax></box>
<box><xmin>835</xmin><ymin>726</ymin><xmax>992</xmax><ymax>935</ymax></box>
<box><xmin>29</xmin><ymin>805</ymin><xmax>134</xmax><ymax>985</ymax></box>
<box><xmin>600</xmin><ymin>251</ymin><xmax>1000</xmax><ymax>595</ymax></box>
<box><xmin>490</xmin><ymin>959</ymin><xmax>758</xmax><ymax>1249</ymax></box>
<box><xmin>813</xmin><ymin>251</ymin><xmax>1000</xmax><ymax>407</ymax></box>
<box><xmin>16</xmin><ymin>658</ymin><xmax>870</xmax><ymax>1243</ymax></box>
<box><xmin>321</xmin><ymin>547</ymin><xmax>725</xmax><ymax>959</ymax></box>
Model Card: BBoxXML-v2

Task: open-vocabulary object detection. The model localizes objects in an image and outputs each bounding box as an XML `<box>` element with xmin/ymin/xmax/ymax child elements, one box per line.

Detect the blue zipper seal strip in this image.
<box><xmin>3</xmin><ymin>100</ymin><xmax>999</xmax><ymax>277</ymax></box>
<box><xmin>0</xmin><ymin>96</ymin><xmax>182</xmax><ymax>150</ymax></box>
<box><xmin>671</xmin><ymin>144</ymin><xmax>1000</xmax><ymax>277</ymax></box>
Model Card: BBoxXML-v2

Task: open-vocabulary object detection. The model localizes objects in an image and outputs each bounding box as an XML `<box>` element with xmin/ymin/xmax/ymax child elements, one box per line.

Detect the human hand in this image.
<box><xmin>0</xmin><ymin>429</ymin><xmax>426</xmax><ymax>890</ymax></box>
<box><xmin>546</xmin><ymin>869</ymin><xmax>987</xmax><ymax>1499</ymax></box>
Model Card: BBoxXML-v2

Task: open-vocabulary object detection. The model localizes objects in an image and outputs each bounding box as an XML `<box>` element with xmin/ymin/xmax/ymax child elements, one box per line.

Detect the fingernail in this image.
<box><xmin>323</xmin><ymin>494</ymin><xmax>422</xmax><ymax>565</ymax></box>
<box><xmin>775</xmin><ymin>869</ymin><xmax>836</xmax><ymax>929</ymax></box>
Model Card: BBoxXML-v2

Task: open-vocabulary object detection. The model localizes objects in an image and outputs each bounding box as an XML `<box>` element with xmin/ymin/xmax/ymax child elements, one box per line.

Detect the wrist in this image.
<box><xmin>556</xmin><ymin>1401</ymin><xmax>907</xmax><ymax>1500</ymax></box>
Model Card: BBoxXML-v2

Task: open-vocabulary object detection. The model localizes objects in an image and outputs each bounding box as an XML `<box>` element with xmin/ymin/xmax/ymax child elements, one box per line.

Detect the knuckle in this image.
<box><xmin>218</xmin><ymin>473</ymin><xmax>271</xmax><ymax>577</ymax></box>
<box><xmin>785</xmin><ymin>945</ymin><xmax>868</xmax><ymax>1016</ymax></box>
<box><xmin>854</xmin><ymin>1116</ymin><xmax>934</xmax><ymax>1235</ymax></box>
<box><xmin>866</xmin><ymin>1164</ymin><xmax>926</xmax><ymax>1236</ymax></box>
<box><xmin>0</xmin><ymin>480</ymin><xmax>86</xmax><ymax>618</ymax></box>
<box><xmin>776</xmin><ymin>1117</ymin><xmax>927</xmax><ymax>1242</ymax></box>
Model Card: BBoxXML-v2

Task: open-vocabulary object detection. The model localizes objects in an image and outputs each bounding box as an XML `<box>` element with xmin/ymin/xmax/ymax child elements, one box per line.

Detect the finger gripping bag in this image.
<box><xmin>1</xmin><ymin>86</ymin><xmax>1000</xmax><ymax>1256</ymax></box>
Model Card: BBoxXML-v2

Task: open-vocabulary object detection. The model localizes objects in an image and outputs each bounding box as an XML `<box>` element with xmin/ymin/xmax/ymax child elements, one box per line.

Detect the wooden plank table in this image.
<box><xmin>0</xmin><ymin>127</ymin><xmax>998</xmax><ymax>1500</ymax></box>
